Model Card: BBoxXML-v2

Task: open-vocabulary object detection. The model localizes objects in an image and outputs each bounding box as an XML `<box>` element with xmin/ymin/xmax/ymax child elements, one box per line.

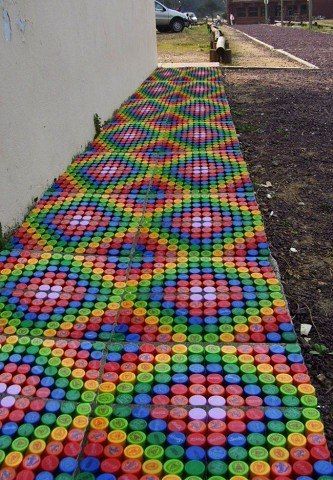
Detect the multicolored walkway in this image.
<box><xmin>0</xmin><ymin>67</ymin><xmax>332</xmax><ymax>480</ymax></box>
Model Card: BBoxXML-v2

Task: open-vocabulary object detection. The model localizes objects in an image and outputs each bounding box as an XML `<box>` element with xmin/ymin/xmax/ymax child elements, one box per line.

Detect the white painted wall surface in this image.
<box><xmin>0</xmin><ymin>0</ymin><xmax>157</xmax><ymax>233</ymax></box>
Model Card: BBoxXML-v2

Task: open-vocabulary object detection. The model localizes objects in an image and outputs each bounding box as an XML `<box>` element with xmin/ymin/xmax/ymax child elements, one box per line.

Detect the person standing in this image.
<box><xmin>230</xmin><ymin>12</ymin><xmax>235</xmax><ymax>25</ymax></box>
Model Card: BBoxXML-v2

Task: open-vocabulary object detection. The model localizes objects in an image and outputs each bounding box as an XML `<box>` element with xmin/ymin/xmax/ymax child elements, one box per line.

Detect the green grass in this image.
<box><xmin>157</xmin><ymin>25</ymin><xmax>210</xmax><ymax>55</ymax></box>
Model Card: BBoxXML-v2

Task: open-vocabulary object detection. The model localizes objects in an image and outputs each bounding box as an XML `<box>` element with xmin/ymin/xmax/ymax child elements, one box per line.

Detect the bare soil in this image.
<box><xmin>223</xmin><ymin>64</ymin><xmax>333</xmax><ymax>452</ymax></box>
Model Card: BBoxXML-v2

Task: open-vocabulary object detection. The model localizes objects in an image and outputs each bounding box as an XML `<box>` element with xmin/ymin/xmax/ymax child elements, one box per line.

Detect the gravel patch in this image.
<box><xmin>236</xmin><ymin>24</ymin><xmax>333</xmax><ymax>71</ymax></box>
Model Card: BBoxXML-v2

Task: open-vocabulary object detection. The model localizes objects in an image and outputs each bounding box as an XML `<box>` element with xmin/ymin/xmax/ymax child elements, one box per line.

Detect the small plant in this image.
<box><xmin>0</xmin><ymin>223</ymin><xmax>4</xmax><ymax>250</ymax></box>
<box><xmin>93</xmin><ymin>113</ymin><xmax>102</xmax><ymax>139</ymax></box>
<box><xmin>310</xmin><ymin>343</ymin><xmax>333</xmax><ymax>355</ymax></box>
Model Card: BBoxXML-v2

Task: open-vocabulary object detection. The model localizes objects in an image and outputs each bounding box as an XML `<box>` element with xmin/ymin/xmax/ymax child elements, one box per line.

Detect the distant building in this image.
<box><xmin>227</xmin><ymin>0</ymin><xmax>333</xmax><ymax>24</ymax></box>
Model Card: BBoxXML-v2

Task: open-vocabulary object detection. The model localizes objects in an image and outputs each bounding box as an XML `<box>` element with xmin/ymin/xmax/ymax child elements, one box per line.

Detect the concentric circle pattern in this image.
<box><xmin>1</xmin><ymin>67</ymin><xmax>332</xmax><ymax>480</ymax></box>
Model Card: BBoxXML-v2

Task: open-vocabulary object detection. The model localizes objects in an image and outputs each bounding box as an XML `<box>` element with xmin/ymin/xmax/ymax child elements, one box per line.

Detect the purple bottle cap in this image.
<box><xmin>208</xmin><ymin>396</ymin><xmax>226</xmax><ymax>407</ymax></box>
<box><xmin>204</xmin><ymin>293</ymin><xmax>216</xmax><ymax>301</ymax></box>
<box><xmin>190</xmin><ymin>287</ymin><xmax>202</xmax><ymax>293</ymax></box>
<box><xmin>190</xmin><ymin>294</ymin><xmax>203</xmax><ymax>301</ymax></box>
<box><xmin>0</xmin><ymin>383</ymin><xmax>7</xmax><ymax>394</ymax></box>
<box><xmin>189</xmin><ymin>395</ymin><xmax>207</xmax><ymax>406</ymax></box>
<box><xmin>1</xmin><ymin>395</ymin><xmax>16</xmax><ymax>408</ymax></box>
<box><xmin>188</xmin><ymin>407</ymin><xmax>207</xmax><ymax>421</ymax></box>
<box><xmin>208</xmin><ymin>407</ymin><xmax>226</xmax><ymax>420</ymax></box>
<box><xmin>7</xmin><ymin>385</ymin><xmax>22</xmax><ymax>395</ymax></box>
<box><xmin>204</xmin><ymin>287</ymin><xmax>216</xmax><ymax>293</ymax></box>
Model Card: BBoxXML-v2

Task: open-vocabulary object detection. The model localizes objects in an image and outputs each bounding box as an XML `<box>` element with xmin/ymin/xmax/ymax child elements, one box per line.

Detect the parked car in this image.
<box><xmin>185</xmin><ymin>12</ymin><xmax>198</xmax><ymax>25</ymax></box>
<box><xmin>155</xmin><ymin>1</ymin><xmax>189</xmax><ymax>33</ymax></box>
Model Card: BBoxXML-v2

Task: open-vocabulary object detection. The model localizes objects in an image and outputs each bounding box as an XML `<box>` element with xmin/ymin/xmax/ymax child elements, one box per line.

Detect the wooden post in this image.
<box><xmin>264</xmin><ymin>0</ymin><xmax>269</xmax><ymax>24</ymax></box>
<box><xmin>308</xmin><ymin>0</ymin><xmax>313</xmax><ymax>29</ymax></box>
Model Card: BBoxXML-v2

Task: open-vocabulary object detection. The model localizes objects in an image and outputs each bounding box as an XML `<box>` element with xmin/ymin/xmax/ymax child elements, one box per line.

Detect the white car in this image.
<box><xmin>185</xmin><ymin>12</ymin><xmax>198</xmax><ymax>25</ymax></box>
<box><xmin>155</xmin><ymin>1</ymin><xmax>189</xmax><ymax>33</ymax></box>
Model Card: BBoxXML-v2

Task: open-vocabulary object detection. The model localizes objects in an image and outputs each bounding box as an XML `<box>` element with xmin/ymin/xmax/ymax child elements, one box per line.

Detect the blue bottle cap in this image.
<box><xmin>2</xmin><ymin>422</ymin><xmax>18</xmax><ymax>436</ymax></box>
<box><xmin>25</xmin><ymin>412</ymin><xmax>40</xmax><ymax>424</ymax></box>
<box><xmin>149</xmin><ymin>419</ymin><xmax>167</xmax><ymax>432</ymax></box>
<box><xmin>314</xmin><ymin>462</ymin><xmax>333</xmax><ymax>476</ymax></box>
<box><xmin>207</xmin><ymin>446</ymin><xmax>228</xmax><ymax>461</ymax></box>
<box><xmin>247</xmin><ymin>421</ymin><xmax>266</xmax><ymax>434</ymax></box>
<box><xmin>59</xmin><ymin>457</ymin><xmax>78</xmax><ymax>473</ymax></box>
<box><xmin>167</xmin><ymin>432</ymin><xmax>186</xmax><ymax>446</ymax></box>
<box><xmin>45</xmin><ymin>400</ymin><xmax>61</xmax><ymax>413</ymax></box>
<box><xmin>134</xmin><ymin>393</ymin><xmax>151</xmax><ymax>405</ymax></box>
<box><xmin>244</xmin><ymin>384</ymin><xmax>261</xmax><ymax>396</ymax></box>
<box><xmin>35</xmin><ymin>473</ymin><xmax>54</xmax><ymax>480</ymax></box>
<box><xmin>186</xmin><ymin>446</ymin><xmax>205</xmax><ymax>461</ymax></box>
<box><xmin>79</xmin><ymin>457</ymin><xmax>100</xmax><ymax>473</ymax></box>
<box><xmin>265</xmin><ymin>407</ymin><xmax>283</xmax><ymax>421</ymax></box>
<box><xmin>264</xmin><ymin>395</ymin><xmax>282</xmax><ymax>407</ymax></box>
<box><xmin>227</xmin><ymin>433</ymin><xmax>246</xmax><ymax>447</ymax></box>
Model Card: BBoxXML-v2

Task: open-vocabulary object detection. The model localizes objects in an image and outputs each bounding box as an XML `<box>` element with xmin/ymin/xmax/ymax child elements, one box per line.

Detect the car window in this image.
<box><xmin>155</xmin><ymin>2</ymin><xmax>165</xmax><ymax>12</ymax></box>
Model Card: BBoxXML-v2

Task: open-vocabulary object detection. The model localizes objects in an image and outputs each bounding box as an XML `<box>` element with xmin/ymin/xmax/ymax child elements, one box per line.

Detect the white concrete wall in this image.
<box><xmin>0</xmin><ymin>0</ymin><xmax>157</xmax><ymax>233</ymax></box>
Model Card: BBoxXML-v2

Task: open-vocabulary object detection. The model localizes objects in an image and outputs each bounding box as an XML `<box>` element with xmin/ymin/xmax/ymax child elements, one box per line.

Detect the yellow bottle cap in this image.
<box><xmin>250</xmin><ymin>461</ymin><xmax>271</xmax><ymax>477</ymax></box>
<box><xmin>4</xmin><ymin>451</ymin><xmax>23</xmax><ymax>468</ymax></box>
<box><xmin>305</xmin><ymin>419</ymin><xmax>324</xmax><ymax>434</ymax></box>
<box><xmin>298</xmin><ymin>383</ymin><xmax>316</xmax><ymax>395</ymax></box>
<box><xmin>51</xmin><ymin>427</ymin><xmax>67</xmax><ymax>442</ymax></box>
<box><xmin>107</xmin><ymin>430</ymin><xmax>127</xmax><ymax>446</ymax></box>
<box><xmin>172</xmin><ymin>345</ymin><xmax>187</xmax><ymax>355</ymax></box>
<box><xmin>29</xmin><ymin>439</ymin><xmax>46</xmax><ymax>454</ymax></box>
<box><xmin>73</xmin><ymin>415</ymin><xmax>89</xmax><ymax>430</ymax></box>
<box><xmin>138</xmin><ymin>362</ymin><xmax>153</xmax><ymax>373</ymax></box>
<box><xmin>90</xmin><ymin>417</ymin><xmax>108</xmax><ymax>431</ymax></box>
<box><xmin>155</xmin><ymin>354</ymin><xmax>171</xmax><ymax>364</ymax></box>
<box><xmin>99</xmin><ymin>382</ymin><xmax>116</xmax><ymax>394</ymax></box>
<box><xmin>269</xmin><ymin>447</ymin><xmax>289</xmax><ymax>462</ymax></box>
<box><xmin>124</xmin><ymin>444</ymin><xmax>144</xmax><ymax>460</ymax></box>
<box><xmin>119</xmin><ymin>372</ymin><xmax>136</xmax><ymax>384</ymax></box>
<box><xmin>287</xmin><ymin>433</ymin><xmax>307</xmax><ymax>448</ymax></box>
<box><xmin>142</xmin><ymin>459</ymin><xmax>163</xmax><ymax>475</ymax></box>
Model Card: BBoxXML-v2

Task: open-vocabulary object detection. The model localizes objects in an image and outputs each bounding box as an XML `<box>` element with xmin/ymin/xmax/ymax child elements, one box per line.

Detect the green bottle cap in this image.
<box><xmin>185</xmin><ymin>461</ymin><xmax>205</xmax><ymax>476</ymax></box>
<box><xmin>127</xmin><ymin>431</ymin><xmax>146</xmax><ymax>446</ymax></box>
<box><xmin>56</xmin><ymin>414</ymin><xmax>72</xmax><ymax>428</ymax></box>
<box><xmin>262</xmin><ymin>384</ymin><xmax>279</xmax><ymax>395</ymax></box>
<box><xmin>164</xmin><ymin>459</ymin><xmax>184</xmax><ymax>475</ymax></box>
<box><xmin>282</xmin><ymin>395</ymin><xmax>300</xmax><ymax>407</ymax></box>
<box><xmin>77</xmin><ymin>403</ymin><xmax>92</xmax><ymax>416</ymax></box>
<box><xmin>280</xmin><ymin>384</ymin><xmax>298</xmax><ymax>396</ymax></box>
<box><xmin>207</xmin><ymin>461</ymin><xmax>228</xmax><ymax>476</ymax></box>
<box><xmin>11</xmin><ymin>437</ymin><xmax>29</xmax><ymax>452</ymax></box>
<box><xmin>228</xmin><ymin>446</ymin><xmax>247</xmax><ymax>461</ymax></box>
<box><xmin>0</xmin><ymin>436</ymin><xmax>11</xmax><ymax>450</ymax></box>
<box><xmin>286</xmin><ymin>420</ymin><xmax>304</xmax><ymax>434</ymax></box>
<box><xmin>96</xmin><ymin>393</ymin><xmax>114</xmax><ymax>405</ymax></box>
<box><xmin>41</xmin><ymin>413</ymin><xmax>57</xmax><ymax>426</ymax></box>
<box><xmin>165</xmin><ymin>445</ymin><xmax>184</xmax><ymax>460</ymax></box>
<box><xmin>247</xmin><ymin>433</ymin><xmax>266</xmax><ymax>447</ymax></box>
<box><xmin>145</xmin><ymin>445</ymin><xmax>164</xmax><ymax>460</ymax></box>
<box><xmin>34</xmin><ymin>425</ymin><xmax>50</xmax><ymax>440</ymax></box>
<box><xmin>17</xmin><ymin>424</ymin><xmax>34</xmax><ymax>437</ymax></box>
<box><xmin>147</xmin><ymin>431</ymin><xmax>166</xmax><ymax>446</ymax></box>
<box><xmin>284</xmin><ymin>407</ymin><xmax>301</xmax><ymax>420</ymax></box>
<box><xmin>302</xmin><ymin>407</ymin><xmax>321</xmax><ymax>421</ymax></box>
<box><xmin>228</xmin><ymin>461</ymin><xmax>249</xmax><ymax>476</ymax></box>
<box><xmin>267</xmin><ymin>420</ymin><xmax>286</xmax><ymax>433</ymax></box>
<box><xmin>249</xmin><ymin>446</ymin><xmax>269</xmax><ymax>461</ymax></box>
<box><xmin>109</xmin><ymin>417</ymin><xmax>128</xmax><ymax>431</ymax></box>
<box><xmin>267</xmin><ymin>432</ymin><xmax>286</xmax><ymax>448</ymax></box>
<box><xmin>61</xmin><ymin>401</ymin><xmax>76</xmax><ymax>414</ymax></box>
<box><xmin>300</xmin><ymin>395</ymin><xmax>318</xmax><ymax>408</ymax></box>
<box><xmin>129</xmin><ymin>419</ymin><xmax>147</xmax><ymax>431</ymax></box>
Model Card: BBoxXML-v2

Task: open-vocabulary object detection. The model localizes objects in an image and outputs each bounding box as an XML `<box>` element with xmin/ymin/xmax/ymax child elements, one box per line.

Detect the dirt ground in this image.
<box><xmin>157</xmin><ymin>25</ymin><xmax>210</xmax><ymax>63</ymax></box>
<box><xmin>221</xmin><ymin>25</ymin><xmax>302</xmax><ymax>67</ymax></box>
<box><xmin>223</xmin><ymin>60</ymin><xmax>333</xmax><ymax>451</ymax></box>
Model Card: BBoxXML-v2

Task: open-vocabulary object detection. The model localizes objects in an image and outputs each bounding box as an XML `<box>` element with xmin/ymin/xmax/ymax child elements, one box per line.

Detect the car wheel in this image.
<box><xmin>157</xmin><ymin>25</ymin><xmax>170</xmax><ymax>32</ymax></box>
<box><xmin>170</xmin><ymin>18</ymin><xmax>185</xmax><ymax>33</ymax></box>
